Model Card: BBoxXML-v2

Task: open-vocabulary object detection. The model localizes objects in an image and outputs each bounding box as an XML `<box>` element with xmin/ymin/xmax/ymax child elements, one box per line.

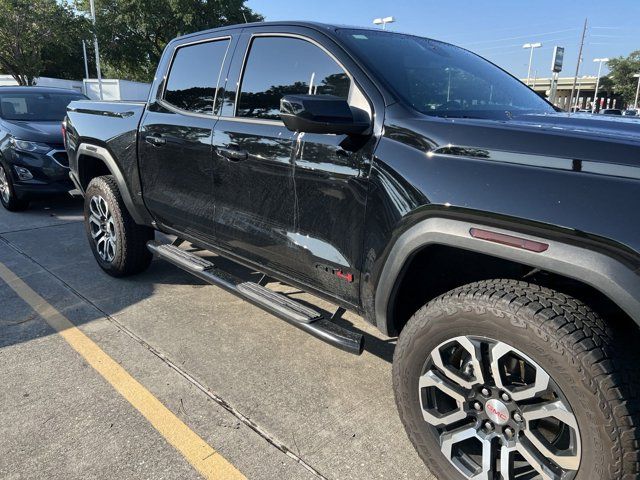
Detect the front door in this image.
<box><xmin>138</xmin><ymin>37</ymin><xmax>231</xmax><ymax>239</ymax></box>
<box><xmin>212</xmin><ymin>30</ymin><xmax>375</xmax><ymax>303</ymax></box>
<box><xmin>289</xmin><ymin>130</ymin><xmax>374</xmax><ymax>305</ymax></box>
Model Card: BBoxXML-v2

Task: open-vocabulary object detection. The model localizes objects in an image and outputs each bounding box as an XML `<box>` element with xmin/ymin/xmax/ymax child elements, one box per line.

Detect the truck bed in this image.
<box><xmin>65</xmin><ymin>99</ymin><xmax>151</xmax><ymax>225</ymax></box>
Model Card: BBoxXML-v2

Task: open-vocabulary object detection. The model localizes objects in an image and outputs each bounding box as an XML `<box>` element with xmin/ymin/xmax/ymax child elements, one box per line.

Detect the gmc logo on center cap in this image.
<box><xmin>485</xmin><ymin>399</ymin><xmax>509</xmax><ymax>424</ymax></box>
<box><xmin>487</xmin><ymin>404</ymin><xmax>508</xmax><ymax>420</ymax></box>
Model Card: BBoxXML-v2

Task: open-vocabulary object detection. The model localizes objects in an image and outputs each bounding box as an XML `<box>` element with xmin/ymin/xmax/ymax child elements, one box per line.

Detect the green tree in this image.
<box><xmin>74</xmin><ymin>0</ymin><xmax>263</xmax><ymax>82</ymax></box>
<box><xmin>605</xmin><ymin>51</ymin><xmax>640</xmax><ymax>107</ymax></box>
<box><xmin>0</xmin><ymin>0</ymin><xmax>90</xmax><ymax>85</ymax></box>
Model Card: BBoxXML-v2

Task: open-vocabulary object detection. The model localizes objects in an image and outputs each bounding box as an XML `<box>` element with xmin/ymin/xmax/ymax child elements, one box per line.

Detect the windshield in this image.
<box><xmin>0</xmin><ymin>91</ymin><xmax>85</xmax><ymax>121</ymax></box>
<box><xmin>338</xmin><ymin>29</ymin><xmax>554</xmax><ymax>119</ymax></box>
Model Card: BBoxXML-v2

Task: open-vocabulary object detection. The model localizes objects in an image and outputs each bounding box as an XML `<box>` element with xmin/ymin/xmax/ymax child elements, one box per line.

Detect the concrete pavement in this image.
<box><xmin>0</xmin><ymin>196</ymin><xmax>433</xmax><ymax>479</ymax></box>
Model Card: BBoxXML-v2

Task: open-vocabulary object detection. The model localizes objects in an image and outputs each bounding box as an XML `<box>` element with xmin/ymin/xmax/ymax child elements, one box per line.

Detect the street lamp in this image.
<box><xmin>634</xmin><ymin>74</ymin><xmax>640</xmax><ymax>109</ymax></box>
<box><xmin>373</xmin><ymin>16</ymin><xmax>395</xmax><ymax>29</ymax></box>
<box><xmin>522</xmin><ymin>43</ymin><xmax>542</xmax><ymax>86</ymax></box>
<box><xmin>89</xmin><ymin>0</ymin><xmax>103</xmax><ymax>100</ymax></box>
<box><xmin>592</xmin><ymin>58</ymin><xmax>609</xmax><ymax>113</ymax></box>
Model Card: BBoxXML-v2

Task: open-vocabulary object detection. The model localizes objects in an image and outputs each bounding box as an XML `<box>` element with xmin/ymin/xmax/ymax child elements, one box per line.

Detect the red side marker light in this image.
<box><xmin>469</xmin><ymin>228</ymin><xmax>548</xmax><ymax>253</ymax></box>
<box><xmin>335</xmin><ymin>270</ymin><xmax>354</xmax><ymax>282</ymax></box>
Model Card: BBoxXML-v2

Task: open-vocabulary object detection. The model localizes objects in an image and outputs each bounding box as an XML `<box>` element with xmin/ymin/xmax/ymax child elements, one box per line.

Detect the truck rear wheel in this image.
<box><xmin>84</xmin><ymin>175</ymin><xmax>154</xmax><ymax>277</ymax></box>
<box><xmin>393</xmin><ymin>279</ymin><xmax>639</xmax><ymax>480</ymax></box>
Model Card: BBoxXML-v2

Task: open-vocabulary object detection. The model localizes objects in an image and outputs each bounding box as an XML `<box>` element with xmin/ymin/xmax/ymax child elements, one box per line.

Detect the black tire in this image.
<box><xmin>393</xmin><ymin>279</ymin><xmax>639</xmax><ymax>480</ymax></box>
<box><xmin>84</xmin><ymin>175</ymin><xmax>154</xmax><ymax>277</ymax></box>
<box><xmin>0</xmin><ymin>162</ymin><xmax>29</xmax><ymax>211</ymax></box>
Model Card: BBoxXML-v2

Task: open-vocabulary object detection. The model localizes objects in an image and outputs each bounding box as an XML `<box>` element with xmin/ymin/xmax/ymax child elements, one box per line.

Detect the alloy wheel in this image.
<box><xmin>89</xmin><ymin>195</ymin><xmax>117</xmax><ymax>262</ymax></box>
<box><xmin>0</xmin><ymin>165</ymin><xmax>10</xmax><ymax>203</ymax></box>
<box><xmin>419</xmin><ymin>336</ymin><xmax>581</xmax><ymax>479</ymax></box>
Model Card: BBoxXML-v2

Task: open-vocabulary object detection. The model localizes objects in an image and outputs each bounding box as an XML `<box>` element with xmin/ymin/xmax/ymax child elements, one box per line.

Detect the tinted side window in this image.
<box><xmin>237</xmin><ymin>36</ymin><xmax>350</xmax><ymax>120</ymax></box>
<box><xmin>164</xmin><ymin>39</ymin><xmax>229</xmax><ymax>114</ymax></box>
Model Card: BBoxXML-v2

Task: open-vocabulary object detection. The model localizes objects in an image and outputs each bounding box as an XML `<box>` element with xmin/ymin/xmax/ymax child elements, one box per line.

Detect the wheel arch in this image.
<box><xmin>75</xmin><ymin>143</ymin><xmax>147</xmax><ymax>225</ymax></box>
<box><xmin>375</xmin><ymin>217</ymin><xmax>640</xmax><ymax>336</ymax></box>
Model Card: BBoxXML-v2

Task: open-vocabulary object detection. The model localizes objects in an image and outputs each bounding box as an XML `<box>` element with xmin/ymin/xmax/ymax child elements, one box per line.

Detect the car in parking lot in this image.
<box><xmin>623</xmin><ymin>108</ymin><xmax>638</xmax><ymax>117</ymax></box>
<box><xmin>600</xmin><ymin>108</ymin><xmax>623</xmax><ymax>115</ymax></box>
<box><xmin>65</xmin><ymin>22</ymin><xmax>640</xmax><ymax>480</ymax></box>
<box><xmin>0</xmin><ymin>86</ymin><xmax>86</xmax><ymax>211</ymax></box>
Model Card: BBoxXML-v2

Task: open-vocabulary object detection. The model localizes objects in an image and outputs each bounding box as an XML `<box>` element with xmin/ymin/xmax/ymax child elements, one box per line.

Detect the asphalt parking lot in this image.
<box><xmin>0</xmin><ymin>196</ymin><xmax>434</xmax><ymax>480</ymax></box>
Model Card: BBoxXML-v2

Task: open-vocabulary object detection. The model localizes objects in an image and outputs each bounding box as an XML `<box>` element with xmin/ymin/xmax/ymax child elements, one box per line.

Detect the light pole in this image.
<box><xmin>522</xmin><ymin>43</ymin><xmax>542</xmax><ymax>86</ymax></box>
<box><xmin>81</xmin><ymin>40</ymin><xmax>90</xmax><ymax>80</ymax></box>
<box><xmin>532</xmin><ymin>70</ymin><xmax>538</xmax><ymax>89</ymax></box>
<box><xmin>634</xmin><ymin>74</ymin><xmax>640</xmax><ymax>109</ymax></box>
<box><xmin>373</xmin><ymin>16</ymin><xmax>395</xmax><ymax>29</ymax></box>
<box><xmin>592</xmin><ymin>58</ymin><xmax>609</xmax><ymax>113</ymax></box>
<box><xmin>89</xmin><ymin>0</ymin><xmax>103</xmax><ymax>100</ymax></box>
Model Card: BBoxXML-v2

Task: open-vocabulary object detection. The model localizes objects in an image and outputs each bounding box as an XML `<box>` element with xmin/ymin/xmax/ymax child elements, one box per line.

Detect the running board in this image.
<box><xmin>147</xmin><ymin>241</ymin><xmax>364</xmax><ymax>355</ymax></box>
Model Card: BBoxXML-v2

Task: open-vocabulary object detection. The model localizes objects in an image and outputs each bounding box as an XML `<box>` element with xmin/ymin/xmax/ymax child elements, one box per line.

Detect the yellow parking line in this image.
<box><xmin>0</xmin><ymin>262</ymin><xmax>245</xmax><ymax>480</ymax></box>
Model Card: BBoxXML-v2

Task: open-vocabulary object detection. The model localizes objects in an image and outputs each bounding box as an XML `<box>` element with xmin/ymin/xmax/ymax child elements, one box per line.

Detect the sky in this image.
<box><xmin>246</xmin><ymin>0</ymin><xmax>640</xmax><ymax>80</ymax></box>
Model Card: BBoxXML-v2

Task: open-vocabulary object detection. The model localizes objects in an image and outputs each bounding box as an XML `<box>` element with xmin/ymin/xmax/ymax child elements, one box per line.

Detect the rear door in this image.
<box><xmin>211</xmin><ymin>32</ymin><xmax>301</xmax><ymax>278</ymax></box>
<box><xmin>138</xmin><ymin>34</ymin><xmax>232</xmax><ymax>239</ymax></box>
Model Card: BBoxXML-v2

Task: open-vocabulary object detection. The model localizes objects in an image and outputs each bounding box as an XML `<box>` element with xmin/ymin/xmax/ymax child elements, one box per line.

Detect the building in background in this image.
<box><xmin>83</xmin><ymin>79</ymin><xmax>150</xmax><ymax>101</ymax></box>
<box><xmin>0</xmin><ymin>75</ymin><xmax>150</xmax><ymax>101</ymax></box>
<box><xmin>0</xmin><ymin>75</ymin><xmax>83</xmax><ymax>92</ymax></box>
<box><xmin>521</xmin><ymin>75</ymin><xmax>623</xmax><ymax>111</ymax></box>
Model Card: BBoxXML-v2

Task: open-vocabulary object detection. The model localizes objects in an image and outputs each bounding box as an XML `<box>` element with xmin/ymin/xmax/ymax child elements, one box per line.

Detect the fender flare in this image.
<box><xmin>374</xmin><ymin>217</ymin><xmax>640</xmax><ymax>335</ymax></box>
<box><xmin>75</xmin><ymin>143</ymin><xmax>146</xmax><ymax>225</ymax></box>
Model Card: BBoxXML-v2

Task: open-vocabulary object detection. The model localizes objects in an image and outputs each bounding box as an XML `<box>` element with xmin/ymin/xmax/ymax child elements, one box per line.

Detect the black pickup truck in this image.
<box><xmin>65</xmin><ymin>22</ymin><xmax>640</xmax><ymax>480</ymax></box>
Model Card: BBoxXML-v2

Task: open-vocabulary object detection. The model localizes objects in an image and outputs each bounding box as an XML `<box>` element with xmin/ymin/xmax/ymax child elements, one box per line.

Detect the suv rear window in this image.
<box><xmin>0</xmin><ymin>92</ymin><xmax>85</xmax><ymax>121</ymax></box>
<box><xmin>164</xmin><ymin>39</ymin><xmax>230</xmax><ymax>114</ymax></box>
<box><xmin>236</xmin><ymin>36</ymin><xmax>351</xmax><ymax>120</ymax></box>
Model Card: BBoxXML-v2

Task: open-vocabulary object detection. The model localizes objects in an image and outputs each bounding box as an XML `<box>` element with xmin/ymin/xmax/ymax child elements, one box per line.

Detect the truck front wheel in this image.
<box><xmin>84</xmin><ymin>176</ymin><xmax>154</xmax><ymax>277</ymax></box>
<box><xmin>393</xmin><ymin>279</ymin><xmax>639</xmax><ymax>480</ymax></box>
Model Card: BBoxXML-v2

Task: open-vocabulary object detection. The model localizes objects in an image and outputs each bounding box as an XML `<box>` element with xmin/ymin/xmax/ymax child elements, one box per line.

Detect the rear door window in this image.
<box><xmin>164</xmin><ymin>38</ymin><xmax>230</xmax><ymax>114</ymax></box>
<box><xmin>236</xmin><ymin>36</ymin><xmax>351</xmax><ymax>120</ymax></box>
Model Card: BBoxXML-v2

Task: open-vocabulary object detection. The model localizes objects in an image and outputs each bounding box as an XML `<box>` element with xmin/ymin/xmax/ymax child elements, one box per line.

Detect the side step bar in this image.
<box><xmin>147</xmin><ymin>241</ymin><xmax>364</xmax><ymax>355</ymax></box>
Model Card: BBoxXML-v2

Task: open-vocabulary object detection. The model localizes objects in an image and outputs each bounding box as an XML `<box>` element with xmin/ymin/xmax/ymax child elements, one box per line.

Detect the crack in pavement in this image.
<box><xmin>0</xmin><ymin>219</ymin><xmax>82</xmax><ymax>235</ymax></box>
<box><xmin>0</xmin><ymin>233</ymin><xmax>330</xmax><ymax>480</ymax></box>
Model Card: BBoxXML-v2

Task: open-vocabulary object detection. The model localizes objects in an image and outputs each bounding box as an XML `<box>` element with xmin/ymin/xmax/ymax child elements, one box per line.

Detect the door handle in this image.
<box><xmin>145</xmin><ymin>134</ymin><xmax>166</xmax><ymax>146</ymax></box>
<box><xmin>217</xmin><ymin>146</ymin><xmax>248</xmax><ymax>162</ymax></box>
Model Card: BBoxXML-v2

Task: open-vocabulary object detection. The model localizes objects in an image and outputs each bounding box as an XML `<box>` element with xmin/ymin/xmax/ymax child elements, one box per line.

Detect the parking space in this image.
<box><xmin>0</xmin><ymin>197</ymin><xmax>433</xmax><ymax>479</ymax></box>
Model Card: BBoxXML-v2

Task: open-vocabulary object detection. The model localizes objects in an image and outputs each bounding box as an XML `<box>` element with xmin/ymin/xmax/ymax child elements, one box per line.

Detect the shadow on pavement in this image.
<box><xmin>0</xmin><ymin>195</ymin><xmax>394</xmax><ymax>363</ymax></box>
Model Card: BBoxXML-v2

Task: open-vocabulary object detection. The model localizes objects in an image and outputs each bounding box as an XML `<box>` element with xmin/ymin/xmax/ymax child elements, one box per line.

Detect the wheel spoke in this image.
<box><xmin>440</xmin><ymin>425</ymin><xmax>493</xmax><ymax>479</ymax></box>
<box><xmin>99</xmin><ymin>197</ymin><xmax>109</xmax><ymax>218</ymax></box>
<box><xmin>107</xmin><ymin>237</ymin><xmax>116</xmax><ymax>261</ymax></box>
<box><xmin>499</xmin><ymin>445</ymin><xmax>514</xmax><ymax>480</ymax></box>
<box><xmin>431</xmin><ymin>336</ymin><xmax>485</xmax><ymax>389</ymax></box>
<box><xmin>419</xmin><ymin>369</ymin><xmax>468</xmax><ymax>427</ymax></box>
<box><xmin>0</xmin><ymin>166</ymin><xmax>9</xmax><ymax>202</ymax></box>
<box><xmin>489</xmin><ymin>342</ymin><xmax>550</xmax><ymax>401</ymax></box>
<box><xmin>89</xmin><ymin>197</ymin><xmax>102</xmax><ymax>219</ymax></box>
<box><xmin>96</xmin><ymin>236</ymin><xmax>107</xmax><ymax>260</ymax></box>
<box><xmin>521</xmin><ymin>400</ymin><xmax>580</xmax><ymax>470</ymax></box>
<box><xmin>89</xmin><ymin>214</ymin><xmax>104</xmax><ymax>240</ymax></box>
<box><xmin>91</xmin><ymin>228</ymin><xmax>103</xmax><ymax>240</ymax></box>
<box><xmin>515</xmin><ymin>436</ymin><xmax>563</xmax><ymax>480</ymax></box>
<box><xmin>89</xmin><ymin>214</ymin><xmax>102</xmax><ymax>229</ymax></box>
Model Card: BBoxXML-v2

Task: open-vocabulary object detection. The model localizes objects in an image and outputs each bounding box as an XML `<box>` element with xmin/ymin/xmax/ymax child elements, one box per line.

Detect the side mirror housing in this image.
<box><xmin>280</xmin><ymin>95</ymin><xmax>370</xmax><ymax>135</ymax></box>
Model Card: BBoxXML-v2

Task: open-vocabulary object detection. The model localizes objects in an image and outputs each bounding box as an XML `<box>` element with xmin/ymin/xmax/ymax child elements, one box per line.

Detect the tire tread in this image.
<box><xmin>84</xmin><ymin>175</ymin><xmax>153</xmax><ymax>277</ymax></box>
<box><xmin>393</xmin><ymin>278</ymin><xmax>640</xmax><ymax>479</ymax></box>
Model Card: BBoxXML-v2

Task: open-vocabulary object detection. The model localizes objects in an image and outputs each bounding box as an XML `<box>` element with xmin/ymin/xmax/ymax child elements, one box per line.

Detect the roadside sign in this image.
<box><xmin>552</xmin><ymin>46</ymin><xmax>565</xmax><ymax>73</ymax></box>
